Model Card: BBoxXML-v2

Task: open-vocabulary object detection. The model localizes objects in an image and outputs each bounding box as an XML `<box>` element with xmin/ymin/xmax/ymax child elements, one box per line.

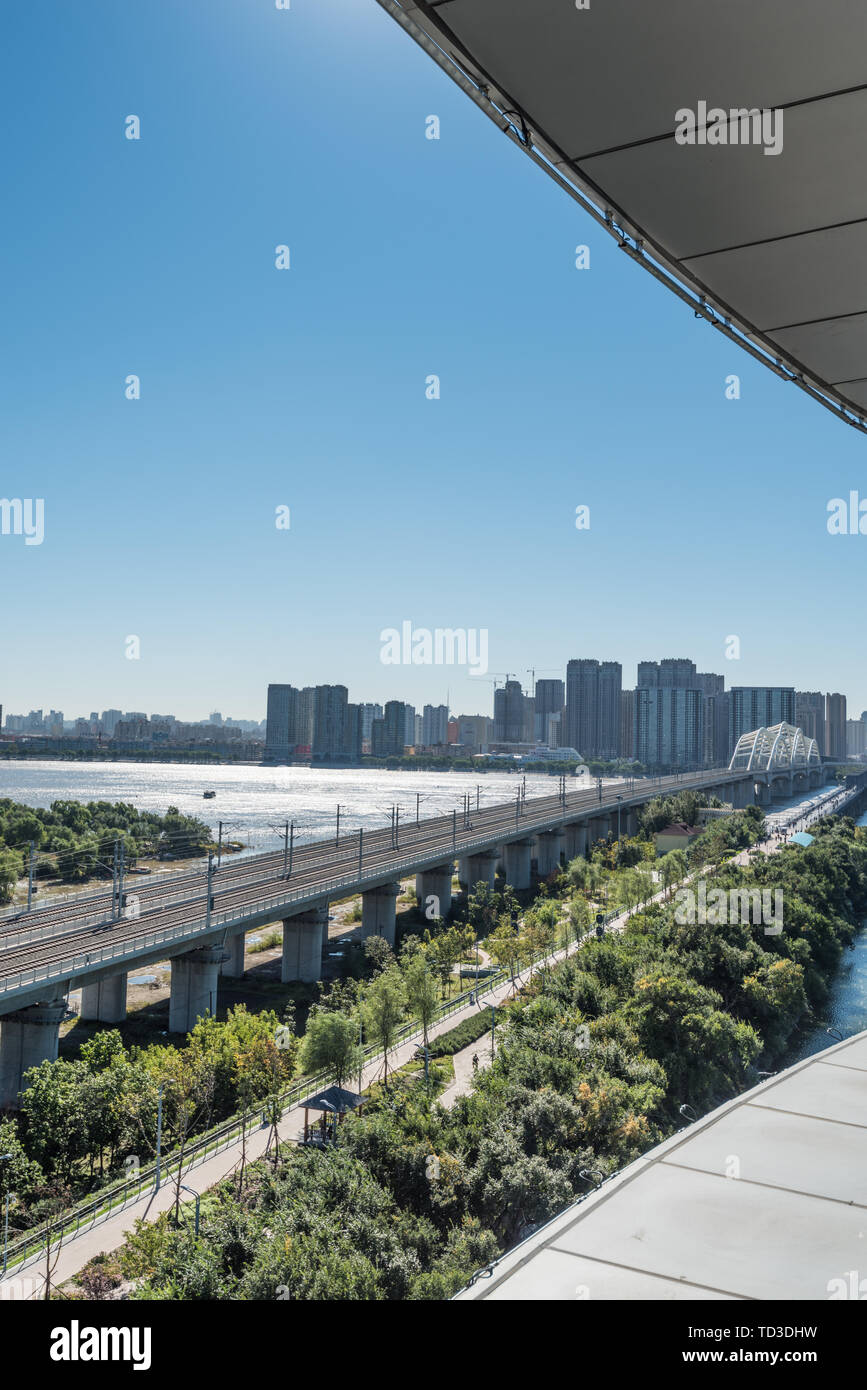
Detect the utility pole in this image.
<box><xmin>336</xmin><ymin>805</ymin><xmax>341</xmax><ymax>846</ymax></box>
<box><xmin>358</xmin><ymin>827</ymin><xmax>363</xmax><ymax>876</ymax></box>
<box><xmin>395</xmin><ymin>804</ymin><xmax>400</xmax><ymax>849</ymax></box>
<box><xmin>118</xmin><ymin>838</ymin><xmax>125</xmax><ymax>915</ymax></box>
<box><xmin>452</xmin><ymin>809</ymin><xmax>457</xmax><ymax>850</ymax></box>
<box><xmin>416</xmin><ymin>791</ymin><xmax>421</xmax><ymax>827</ymax></box>
<box><xmin>206</xmin><ymin>852</ymin><xmax>214</xmax><ymax>930</ymax></box>
<box><xmin>154</xmin><ymin>1084</ymin><xmax>164</xmax><ymax>1192</ymax></box>
<box><xmin>282</xmin><ymin>821</ymin><xmax>289</xmax><ymax>875</ymax></box>
<box><xmin>111</xmin><ymin>837</ymin><xmax>119</xmax><ymax>916</ymax></box>
<box><xmin>27</xmin><ymin>841</ymin><xmax>35</xmax><ymax>913</ymax></box>
<box><xmin>289</xmin><ymin>821</ymin><xmax>294</xmax><ymax>877</ymax></box>
<box><xmin>217</xmin><ymin>820</ymin><xmax>223</xmax><ymax>869</ymax></box>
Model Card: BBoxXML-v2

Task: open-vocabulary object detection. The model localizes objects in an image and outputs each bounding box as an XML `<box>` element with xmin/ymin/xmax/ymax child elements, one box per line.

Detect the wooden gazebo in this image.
<box><xmin>300</xmin><ymin>1085</ymin><xmax>365</xmax><ymax>1145</ymax></box>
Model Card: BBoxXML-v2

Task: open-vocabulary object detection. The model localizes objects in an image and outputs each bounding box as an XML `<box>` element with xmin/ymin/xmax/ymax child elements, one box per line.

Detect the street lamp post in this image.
<box><xmin>154</xmin><ymin>1085</ymin><xmax>164</xmax><ymax>1192</ymax></box>
<box><xmin>178</xmin><ymin>1183</ymin><xmax>201</xmax><ymax>1236</ymax></box>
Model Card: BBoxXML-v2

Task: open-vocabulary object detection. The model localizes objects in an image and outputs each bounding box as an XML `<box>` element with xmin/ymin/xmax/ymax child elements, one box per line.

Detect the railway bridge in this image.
<box><xmin>0</xmin><ymin>757</ymin><xmax>830</xmax><ymax>1106</ymax></box>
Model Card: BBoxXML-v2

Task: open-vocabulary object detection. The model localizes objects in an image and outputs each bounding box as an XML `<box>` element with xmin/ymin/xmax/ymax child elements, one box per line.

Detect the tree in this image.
<box><xmin>660</xmin><ymin>850</ymin><xmax>687</xmax><ymax>898</ymax></box>
<box><xmin>299</xmin><ymin>1010</ymin><xmax>362</xmax><ymax>1091</ymax></box>
<box><xmin>403</xmin><ymin>952</ymin><xmax>439</xmax><ymax>1050</ymax></box>
<box><xmin>150</xmin><ymin>1048</ymin><xmax>217</xmax><ymax>1221</ymax></box>
<box><xmin>0</xmin><ymin>847</ymin><xmax>22</xmax><ymax>904</ymax></box>
<box><xmin>362</xmin><ymin>966</ymin><xmax>407</xmax><ymax>1091</ymax></box>
<box><xmin>363</xmin><ymin>936</ymin><xmax>394</xmax><ymax>977</ymax></box>
<box><xmin>487</xmin><ymin>915</ymin><xmax>529</xmax><ymax>992</ymax></box>
<box><xmin>568</xmin><ymin>895</ymin><xmax>592</xmax><ymax>940</ymax></box>
<box><xmin>0</xmin><ymin>1118</ymin><xmax>43</xmax><ymax>1206</ymax></box>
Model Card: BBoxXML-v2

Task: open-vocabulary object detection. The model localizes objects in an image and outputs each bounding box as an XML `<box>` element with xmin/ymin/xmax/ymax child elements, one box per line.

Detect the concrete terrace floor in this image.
<box><xmin>457</xmin><ymin>1028</ymin><xmax>867</xmax><ymax>1301</ymax></box>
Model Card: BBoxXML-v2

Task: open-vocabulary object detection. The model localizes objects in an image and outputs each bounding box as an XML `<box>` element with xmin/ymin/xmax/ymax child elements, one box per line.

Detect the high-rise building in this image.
<box><xmin>265</xmin><ymin>684</ymin><xmax>293</xmax><ymax>763</ymax></box>
<box><xmin>796</xmin><ymin>692</ymin><xmax>825</xmax><ymax>754</ymax></box>
<box><xmin>100</xmin><ymin>710</ymin><xmax>123</xmax><ymax>736</ymax></box>
<box><xmin>825</xmin><ymin>692</ymin><xmax>848</xmax><ymax>761</ymax></box>
<box><xmin>635</xmin><ymin>660</ymin><xmax>706</xmax><ymax>767</ymax></box>
<box><xmin>846</xmin><ymin>718</ymin><xmax>866</xmax><ymax>758</ymax></box>
<box><xmin>345</xmin><ymin>703</ymin><xmax>362</xmax><ymax>762</ymax></box>
<box><xmin>373</xmin><ymin>701</ymin><xmax>408</xmax><ymax>757</ymax></box>
<box><xmin>565</xmin><ymin>660</ymin><xmax>621</xmax><ymax>760</ymax></box>
<box><xmin>494</xmin><ymin>680</ymin><xmax>525</xmax><ymax>744</ymax></box>
<box><xmin>637</xmin><ymin>658</ymin><xmax>697</xmax><ymax>689</ymax></box>
<box><xmin>695</xmin><ymin>672</ymin><xmax>728</xmax><ymax>765</ymax></box>
<box><xmin>359</xmin><ymin>703</ymin><xmax>382</xmax><ymax>739</ymax></box>
<box><xmin>619</xmin><ymin>689</ymin><xmax>635</xmax><ymax>759</ymax></box>
<box><xmin>422</xmin><ymin>704</ymin><xmax>449</xmax><ymax>746</ymax></box>
<box><xmin>403</xmin><ymin>704</ymin><xmax>416</xmax><ymax>747</ymax></box>
<box><xmin>534</xmin><ymin>679</ymin><xmax>565</xmax><ymax>744</ymax></box>
<box><xmin>729</xmin><ymin>688</ymin><xmax>795</xmax><ymax>747</ymax></box>
<box><xmin>312</xmin><ymin>685</ymin><xmax>349</xmax><ymax>761</ymax></box>
<box><xmin>635</xmin><ymin>687</ymin><xmax>704</xmax><ymax>768</ymax></box>
<box><xmin>457</xmin><ymin>714</ymin><xmax>491</xmax><ymax>752</ymax></box>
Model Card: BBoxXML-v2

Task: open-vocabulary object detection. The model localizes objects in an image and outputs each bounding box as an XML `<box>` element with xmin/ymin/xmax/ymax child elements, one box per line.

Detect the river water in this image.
<box><xmin>0</xmin><ymin>760</ymin><xmax>565</xmax><ymax>853</ymax></box>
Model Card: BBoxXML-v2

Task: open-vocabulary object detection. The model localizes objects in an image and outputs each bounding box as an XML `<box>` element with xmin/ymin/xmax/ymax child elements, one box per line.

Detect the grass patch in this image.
<box><xmin>428</xmin><ymin>1007</ymin><xmax>502</xmax><ymax>1058</ymax></box>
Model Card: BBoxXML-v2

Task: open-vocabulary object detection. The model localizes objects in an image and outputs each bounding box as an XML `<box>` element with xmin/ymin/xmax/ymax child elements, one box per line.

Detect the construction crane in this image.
<box><xmin>526</xmin><ymin>667</ymin><xmax>560</xmax><ymax>695</ymax></box>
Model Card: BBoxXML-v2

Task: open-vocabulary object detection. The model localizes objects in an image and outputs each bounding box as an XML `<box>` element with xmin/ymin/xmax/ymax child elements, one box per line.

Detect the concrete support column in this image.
<box><xmin>416</xmin><ymin>863</ymin><xmax>453</xmax><ymax>921</ymax></box>
<box><xmin>756</xmin><ymin>781</ymin><xmax>772</xmax><ymax>807</ymax></box>
<box><xmin>0</xmin><ymin>1000</ymin><xmax>66</xmax><ymax>1109</ymax></box>
<box><xmin>588</xmin><ymin>816</ymin><xmax>610</xmax><ymax>848</ymax></box>
<box><xmin>504</xmin><ymin>839</ymin><xmax>532</xmax><ymax>890</ymax></box>
<box><xmin>463</xmin><ymin>850</ymin><xmax>499</xmax><ymax>892</ymax></box>
<box><xmin>281</xmin><ymin>905</ymin><xmax>327</xmax><ymax>983</ymax></box>
<box><xmin>361</xmin><ymin>882</ymin><xmax>400</xmax><ymax>947</ymax></box>
<box><xmin>564</xmin><ymin>823</ymin><xmax>589</xmax><ymax>860</ymax></box>
<box><xmin>536</xmin><ymin>831</ymin><xmax>564</xmax><ymax>876</ymax></box>
<box><xmin>168</xmin><ymin>947</ymin><xmax>227</xmax><ymax>1034</ymax></box>
<box><xmin>220</xmin><ymin>932</ymin><xmax>246</xmax><ymax>979</ymax></box>
<box><xmin>624</xmin><ymin>809</ymin><xmax>639</xmax><ymax>836</ymax></box>
<box><xmin>80</xmin><ymin>972</ymin><xmax>128</xmax><ymax>1024</ymax></box>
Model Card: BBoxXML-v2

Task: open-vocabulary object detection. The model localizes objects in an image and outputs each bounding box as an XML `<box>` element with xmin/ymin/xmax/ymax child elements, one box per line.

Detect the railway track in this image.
<box><xmin>0</xmin><ymin>771</ymin><xmax>729</xmax><ymax>984</ymax></box>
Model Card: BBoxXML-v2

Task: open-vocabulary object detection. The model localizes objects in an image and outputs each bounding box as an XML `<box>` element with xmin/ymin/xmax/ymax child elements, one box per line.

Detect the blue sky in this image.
<box><xmin>2</xmin><ymin>0</ymin><xmax>865</xmax><ymax>722</ymax></box>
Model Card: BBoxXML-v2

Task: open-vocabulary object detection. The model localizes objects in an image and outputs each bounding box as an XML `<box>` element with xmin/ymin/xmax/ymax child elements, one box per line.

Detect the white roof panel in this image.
<box><xmin>380</xmin><ymin>0</ymin><xmax>867</xmax><ymax>430</ymax></box>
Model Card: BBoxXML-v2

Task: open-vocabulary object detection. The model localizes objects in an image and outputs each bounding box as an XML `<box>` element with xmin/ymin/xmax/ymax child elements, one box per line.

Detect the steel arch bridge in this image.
<box><xmin>729</xmin><ymin>723</ymin><xmax>821</xmax><ymax>775</ymax></box>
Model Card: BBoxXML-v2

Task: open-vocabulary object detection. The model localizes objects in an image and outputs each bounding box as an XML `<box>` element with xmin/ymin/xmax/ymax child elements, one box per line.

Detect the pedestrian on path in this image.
<box><xmin>472</xmin><ymin>1053</ymin><xmax>479</xmax><ymax>1073</ymax></box>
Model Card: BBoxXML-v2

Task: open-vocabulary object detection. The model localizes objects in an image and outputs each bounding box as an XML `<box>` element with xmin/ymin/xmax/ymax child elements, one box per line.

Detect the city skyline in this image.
<box><xmin>5</xmin><ymin>655</ymin><xmax>864</xmax><ymax>734</ymax></box>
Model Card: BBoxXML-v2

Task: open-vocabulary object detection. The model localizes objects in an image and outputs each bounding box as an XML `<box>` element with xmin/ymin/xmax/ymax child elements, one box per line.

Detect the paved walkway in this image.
<box><xmin>439</xmin><ymin>1034</ymin><xmax>495</xmax><ymax>1109</ymax></box>
<box><xmin>0</xmin><ymin>939</ymin><xmax>581</xmax><ymax>1299</ymax></box>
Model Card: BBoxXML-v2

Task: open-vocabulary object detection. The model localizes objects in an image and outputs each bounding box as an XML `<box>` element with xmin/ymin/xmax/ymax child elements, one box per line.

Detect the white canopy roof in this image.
<box><xmin>378</xmin><ymin>0</ymin><xmax>867</xmax><ymax>433</ymax></box>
